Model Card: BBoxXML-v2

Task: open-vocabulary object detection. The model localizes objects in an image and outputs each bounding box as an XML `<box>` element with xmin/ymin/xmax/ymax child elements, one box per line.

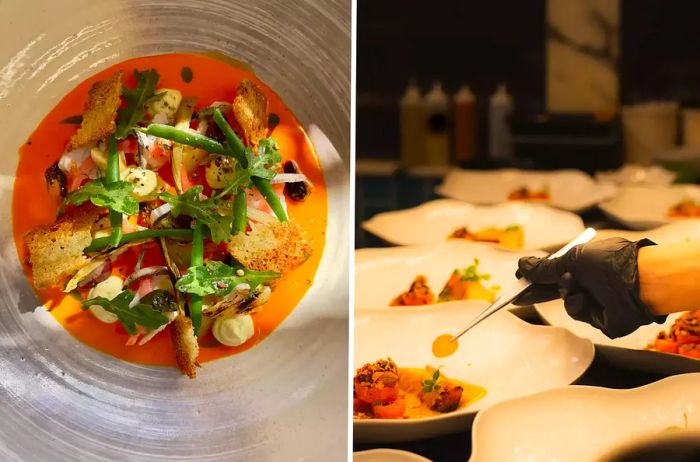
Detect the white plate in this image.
<box><xmin>536</xmin><ymin>300</ymin><xmax>700</xmax><ymax>374</ymax></box>
<box><xmin>436</xmin><ymin>169</ymin><xmax>616</xmax><ymax>212</ymax></box>
<box><xmin>595</xmin><ymin>164</ymin><xmax>676</xmax><ymax>187</ymax></box>
<box><xmin>599</xmin><ymin>185</ymin><xmax>700</xmax><ymax>229</ymax></box>
<box><xmin>354</xmin><ymin>303</ymin><xmax>595</xmax><ymax>442</ymax></box>
<box><xmin>353</xmin><ymin>449</ymin><xmax>432</xmax><ymax>462</ymax></box>
<box><xmin>362</xmin><ymin>199</ymin><xmax>584</xmax><ymax>251</ymax></box>
<box><xmin>355</xmin><ymin>241</ymin><xmax>544</xmax><ymax>309</ymax></box>
<box><xmin>470</xmin><ymin>373</ymin><xmax>700</xmax><ymax>462</ymax></box>
<box><xmin>593</xmin><ymin>220</ymin><xmax>700</xmax><ymax>244</ymax></box>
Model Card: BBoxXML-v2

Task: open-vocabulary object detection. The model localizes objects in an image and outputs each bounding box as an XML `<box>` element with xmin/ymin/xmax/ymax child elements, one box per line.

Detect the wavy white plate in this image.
<box><xmin>595</xmin><ymin>164</ymin><xmax>676</xmax><ymax>187</ymax></box>
<box><xmin>593</xmin><ymin>220</ymin><xmax>700</xmax><ymax>244</ymax></box>
<box><xmin>599</xmin><ymin>185</ymin><xmax>700</xmax><ymax>230</ymax></box>
<box><xmin>362</xmin><ymin>199</ymin><xmax>584</xmax><ymax>251</ymax></box>
<box><xmin>536</xmin><ymin>300</ymin><xmax>700</xmax><ymax>374</ymax></box>
<box><xmin>354</xmin><ymin>303</ymin><xmax>595</xmax><ymax>442</ymax></box>
<box><xmin>470</xmin><ymin>373</ymin><xmax>700</xmax><ymax>462</ymax></box>
<box><xmin>437</xmin><ymin>169</ymin><xmax>616</xmax><ymax>212</ymax></box>
<box><xmin>355</xmin><ymin>241</ymin><xmax>544</xmax><ymax>310</ymax></box>
<box><xmin>353</xmin><ymin>449</ymin><xmax>432</xmax><ymax>462</ymax></box>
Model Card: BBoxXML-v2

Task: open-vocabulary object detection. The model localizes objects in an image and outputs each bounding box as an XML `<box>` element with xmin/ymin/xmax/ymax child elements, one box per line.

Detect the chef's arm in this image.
<box><xmin>638</xmin><ymin>241</ymin><xmax>700</xmax><ymax>315</ymax></box>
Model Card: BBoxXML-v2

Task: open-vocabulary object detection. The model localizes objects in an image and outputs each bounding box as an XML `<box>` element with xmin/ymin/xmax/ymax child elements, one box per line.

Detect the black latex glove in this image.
<box><xmin>514</xmin><ymin>237</ymin><xmax>667</xmax><ymax>339</ymax></box>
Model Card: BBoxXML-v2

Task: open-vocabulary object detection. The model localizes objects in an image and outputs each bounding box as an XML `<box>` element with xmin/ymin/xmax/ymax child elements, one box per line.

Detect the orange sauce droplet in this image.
<box><xmin>12</xmin><ymin>53</ymin><xmax>327</xmax><ymax>367</ymax></box>
<box><xmin>432</xmin><ymin>334</ymin><xmax>458</xmax><ymax>358</ymax></box>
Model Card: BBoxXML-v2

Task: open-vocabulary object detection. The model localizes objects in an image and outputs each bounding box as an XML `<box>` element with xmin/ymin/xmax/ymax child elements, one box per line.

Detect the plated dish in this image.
<box><xmin>470</xmin><ymin>373</ymin><xmax>700</xmax><ymax>462</ymax></box>
<box><xmin>353</xmin><ymin>449</ymin><xmax>431</xmax><ymax>462</ymax></box>
<box><xmin>650</xmin><ymin>311</ymin><xmax>700</xmax><ymax>358</ymax></box>
<box><xmin>353</xmin><ymin>358</ymin><xmax>486</xmax><ymax>420</ymax></box>
<box><xmin>362</xmin><ymin>199</ymin><xmax>584</xmax><ymax>251</ymax></box>
<box><xmin>592</xmin><ymin>220</ymin><xmax>700</xmax><ymax>244</ymax></box>
<box><xmin>12</xmin><ymin>53</ymin><xmax>327</xmax><ymax>378</ymax></box>
<box><xmin>599</xmin><ymin>185</ymin><xmax>700</xmax><ymax>229</ymax></box>
<box><xmin>354</xmin><ymin>302</ymin><xmax>594</xmax><ymax>442</ymax></box>
<box><xmin>436</xmin><ymin>168</ymin><xmax>615</xmax><ymax>212</ymax></box>
<box><xmin>535</xmin><ymin>300</ymin><xmax>700</xmax><ymax>374</ymax></box>
<box><xmin>355</xmin><ymin>240</ymin><xmax>543</xmax><ymax>310</ymax></box>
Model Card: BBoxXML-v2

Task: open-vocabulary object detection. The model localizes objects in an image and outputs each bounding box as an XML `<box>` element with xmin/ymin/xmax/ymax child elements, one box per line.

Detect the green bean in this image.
<box><xmin>232</xmin><ymin>189</ymin><xmax>248</xmax><ymax>235</ymax></box>
<box><xmin>212</xmin><ymin>108</ymin><xmax>247</xmax><ymax>165</ymax></box>
<box><xmin>106</xmin><ymin>135</ymin><xmax>122</xmax><ymax>247</ymax></box>
<box><xmin>84</xmin><ymin>228</ymin><xmax>194</xmax><ymax>253</ymax></box>
<box><xmin>143</xmin><ymin>124</ymin><xmax>227</xmax><ymax>155</ymax></box>
<box><xmin>212</xmin><ymin>109</ymin><xmax>287</xmax><ymax>222</ymax></box>
<box><xmin>253</xmin><ymin>177</ymin><xmax>288</xmax><ymax>222</ymax></box>
<box><xmin>189</xmin><ymin>225</ymin><xmax>204</xmax><ymax>336</ymax></box>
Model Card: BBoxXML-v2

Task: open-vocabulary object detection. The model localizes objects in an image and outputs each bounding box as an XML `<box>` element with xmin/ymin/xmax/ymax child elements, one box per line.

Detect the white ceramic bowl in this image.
<box><xmin>593</xmin><ymin>220</ymin><xmax>700</xmax><ymax>244</ymax></box>
<box><xmin>0</xmin><ymin>1</ymin><xmax>349</xmax><ymax>460</ymax></box>
<box><xmin>353</xmin><ymin>449</ymin><xmax>432</xmax><ymax>462</ymax></box>
<box><xmin>535</xmin><ymin>300</ymin><xmax>700</xmax><ymax>374</ymax></box>
<box><xmin>595</xmin><ymin>164</ymin><xmax>676</xmax><ymax>187</ymax></box>
<box><xmin>436</xmin><ymin>169</ymin><xmax>616</xmax><ymax>212</ymax></box>
<box><xmin>362</xmin><ymin>199</ymin><xmax>584</xmax><ymax>251</ymax></box>
<box><xmin>470</xmin><ymin>373</ymin><xmax>700</xmax><ymax>462</ymax></box>
<box><xmin>355</xmin><ymin>240</ymin><xmax>545</xmax><ymax>310</ymax></box>
<box><xmin>354</xmin><ymin>303</ymin><xmax>595</xmax><ymax>443</ymax></box>
<box><xmin>599</xmin><ymin>185</ymin><xmax>700</xmax><ymax>229</ymax></box>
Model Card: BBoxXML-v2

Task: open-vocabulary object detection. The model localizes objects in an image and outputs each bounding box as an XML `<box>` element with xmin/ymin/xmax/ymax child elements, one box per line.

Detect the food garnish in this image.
<box><xmin>508</xmin><ymin>186</ymin><xmax>549</xmax><ymax>201</ymax></box>
<box><xmin>449</xmin><ymin>224</ymin><xmax>524</xmax><ymax>250</ymax></box>
<box><xmin>668</xmin><ymin>199</ymin><xmax>700</xmax><ymax>218</ymax></box>
<box><xmin>649</xmin><ymin>310</ymin><xmax>700</xmax><ymax>358</ymax></box>
<box><xmin>353</xmin><ymin>359</ymin><xmax>485</xmax><ymax>420</ymax></box>
<box><xmin>17</xmin><ymin>56</ymin><xmax>321</xmax><ymax>379</ymax></box>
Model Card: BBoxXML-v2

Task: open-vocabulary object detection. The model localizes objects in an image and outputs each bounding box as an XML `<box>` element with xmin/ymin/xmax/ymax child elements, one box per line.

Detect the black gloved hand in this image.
<box><xmin>514</xmin><ymin>237</ymin><xmax>667</xmax><ymax>338</ymax></box>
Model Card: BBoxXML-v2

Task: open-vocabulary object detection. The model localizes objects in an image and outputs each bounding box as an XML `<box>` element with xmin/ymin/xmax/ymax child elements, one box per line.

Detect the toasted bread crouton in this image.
<box><xmin>232</xmin><ymin>79</ymin><xmax>268</xmax><ymax>146</ymax></box>
<box><xmin>24</xmin><ymin>207</ymin><xmax>101</xmax><ymax>289</ymax></box>
<box><xmin>171</xmin><ymin>313</ymin><xmax>199</xmax><ymax>379</ymax></box>
<box><xmin>227</xmin><ymin>221</ymin><xmax>312</xmax><ymax>274</ymax></box>
<box><xmin>67</xmin><ymin>71</ymin><xmax>124</xmax><ymax>151</ymax></box>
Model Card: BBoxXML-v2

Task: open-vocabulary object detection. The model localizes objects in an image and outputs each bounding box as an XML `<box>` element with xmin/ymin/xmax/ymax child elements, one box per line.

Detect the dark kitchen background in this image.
<box><xmin>355</xmin><ymin>0</ymin><xmax>700</xmax><ymax>247</ymax></box>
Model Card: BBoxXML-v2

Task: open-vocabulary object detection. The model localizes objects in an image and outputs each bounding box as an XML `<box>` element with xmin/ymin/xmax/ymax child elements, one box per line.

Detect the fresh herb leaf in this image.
<box><xmin>81</xmin><ymin>290</ymin><xmax>169</xmax><ymax>335</ymax></box>
<box><xmin>159</xmin><ymin>186</ymin><xmax>233</xmax><ymax>244</ymax></box>
<box><xmin>458</xmin><ymin>258</ymin><xmax>490</xmax><ymax>282</ymax></box>
<box><xmin>247</xmin><ymin>137</ymin><xmax>282</xmax><ymax>180</ymax></box>
<box><xmin>175</xmin><ymin>260</ymin><xmax>279</xmax><ymax>297</ymax></box>
<box><xmin>64</xmin><ymin>179</ymin><xmax>139</xmax><ymax>215</ymax></box>
<box><xmin>139</xmin><ymin>290</ymin><xmax>178</xmax><ymax>313</ymax></box>
<box><xmin>504</xmin><ymin>224</ymin><xmax>522</xmax><ymax>232</ymax></box>
<box><xmin>180</xmin><ymin>66</ymin><xmax>193</xmax><ymax>83</ymax></box>
<box><xmin>421</xmin><ymin>368</ymin><xmax>442</xmax><ymax>393</ymax></box>
<box><xmin>60</xmin><ymin>115</ymin><xmax>83</xmax><ymax>125</ymax></box>
<box><xmin>115</xmin><ymin>69</ymin><xmax>161</xmax><ymax>139</ymax></box>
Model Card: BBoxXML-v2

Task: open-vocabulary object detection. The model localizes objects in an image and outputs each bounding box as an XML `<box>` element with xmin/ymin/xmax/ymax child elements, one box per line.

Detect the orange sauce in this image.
<box><xmin>432</xmin><ymin>334</ymin><xmax>458</xmax><ymax>358</ymax></box>
<box><xmin>12</xmin><ymin>53</ymin><xmax>327</xmax><ymax>367</ymax></box>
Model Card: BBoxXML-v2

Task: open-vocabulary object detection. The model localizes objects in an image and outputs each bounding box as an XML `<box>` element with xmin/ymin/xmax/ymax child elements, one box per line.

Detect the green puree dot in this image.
<box><xmin>181</xmin><ymin>66</ymin><xmax>194</xmax><ymax>83</ymax></box>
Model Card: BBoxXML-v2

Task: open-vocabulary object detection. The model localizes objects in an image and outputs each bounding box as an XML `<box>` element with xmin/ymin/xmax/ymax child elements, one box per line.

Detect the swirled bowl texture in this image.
<box><xmin>0</xmin><ymin>1</ymin><xmax>349</xmax><ymax>460</ymax></box>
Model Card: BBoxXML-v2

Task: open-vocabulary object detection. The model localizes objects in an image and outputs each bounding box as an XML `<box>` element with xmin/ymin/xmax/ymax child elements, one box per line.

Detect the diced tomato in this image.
<box><xmin>372</xmin><ymin>399</ymin><xmax>406</xmax><ymax>419</ymax></box>
<box><xmin>654</xmin><ymin>338</ymin><xmax>679</xmax><ymax>354</ymax></box>
<box><xmin>354</xmin><ymin>383</ymin><xmax>398</xmax><ymax>404</ymax></box>
<box><xmin>675</xmin><ymin>334</ymin><xmax>700</xmax><ymax>345</ymax></box>
<box><xmin>118</xmin><ymin>136</ymin><xmax>138</xmax><ymax>155</ymax></box>
<box><xmin>353</xmin><ymin>398</ymin><xmax>371</xmax><ymax>414</ymax></box>
<box><xmin>679</xmin><ymin>344</ymin><xmax>700</xmax><ymax>358</ymax></box>
<box><xmin>180</xmin><ymin>165</ymin><xmax>193</xmax><ymax>192</ymax></box>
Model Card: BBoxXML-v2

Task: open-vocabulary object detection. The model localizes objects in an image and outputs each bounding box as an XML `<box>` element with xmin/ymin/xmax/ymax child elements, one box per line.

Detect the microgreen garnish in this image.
<box><xmin>81</xmin><ymin>290</ymin><xmax>169</xmax><ymax>335</ymax></box>
<box><xmin>422</xmin><ymin>368</ymin><xmax>443</xmax><ymax>393</ymax></box>
<box><xmin>175</xmin><ymin>260</ymin><xmax>280</xmax><ymax>297</ymax></box>
<box><xmin>63</xmin><ymin>178</ymin><xmax>139</xmax><ymax>215</ymax></box>
<box><xmin>115</xmin><ymin>69</ymin><xmax>162</xmax><ymax>139</ymax></box>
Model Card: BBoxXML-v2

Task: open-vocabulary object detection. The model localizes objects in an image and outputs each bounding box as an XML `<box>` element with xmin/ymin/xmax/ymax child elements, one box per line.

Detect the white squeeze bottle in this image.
<box><xmin>489</xmin><ymin>83</ymin><xmax>514</xmax><ymax>160</ymax></box>
<box><xmin>424</xmin><ymin>81</ymin><xmax>450</xmax><ymax>165</ymax></box>
<box><xmin>399</xmin><ymin>81</ymin><xmax>426</xmax><ymax>167</ymax></box>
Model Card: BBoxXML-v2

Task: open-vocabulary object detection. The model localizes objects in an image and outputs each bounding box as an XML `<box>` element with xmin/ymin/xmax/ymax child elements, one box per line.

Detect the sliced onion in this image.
<box><xmin>150</xmin><ymin>203</ymin><xmax>172</xmax><ymax>224</ymax></box>
<box><xmin>270</xmin><ymin>173</ymin><xmax>308</xmax><ymax>184</ymax></box>
<box><xmin>58</xmin><ymin>146</ymin><xmax>91</xmax><ymax>173</ymax></box>
<box><xmin>123</xmin><ymin>266</ymin><xmax>170</xmax><ymax>288</ymax></box>
<box><xmin>246</xmin><ymin>207</ymin><xmax>277</xmax><ymax>224</ymax></box>
<box><xmin>152</xmin><ymin>112</ymin><xmax>169</xmax><ymax>124</ymax></box>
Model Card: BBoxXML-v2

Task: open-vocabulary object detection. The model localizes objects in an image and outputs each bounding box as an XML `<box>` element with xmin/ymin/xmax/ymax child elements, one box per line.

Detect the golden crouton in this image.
<box><xmin>67</xmin><ymin>71</ymin><xmax>124</xmax><ymax>151</ymax></box>
<box><xmin>24</xmin><ymin>207</ymin><xmax>101</xmax><ymax>289</ymax></box>
<box><xmin>227</xmin><ymin>221</ymin><xmax>312</xmax><ymax>274</ymax></box>
<box><xmin>232</xmin><ymin>79</ymin><xmax>268</xmax><ymax>146</ymax></box>
<box><xmin>170</xmin><ymin>313</ymin><xmax>199</xmax><ymax>379</ymax></box>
